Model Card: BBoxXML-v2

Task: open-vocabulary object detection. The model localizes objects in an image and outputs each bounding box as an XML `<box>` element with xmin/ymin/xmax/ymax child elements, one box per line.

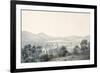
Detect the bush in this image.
<box><xmin>73</xmin><ymin>45</ymin><xmax>80</xmax><ymax>55</ymax></box>
<box><xmin>60</xmin><ymin>46</ymin><xmax>68</xmax><ymax>57</ymax></box>
<box><xmin>80</xmin><ymin>39</ymin><xmax>90</xmax><ymax>55</ymax></box>
<box><xmin>80</xmin><ymin>39</ymin><xmax>88</xmax><ymax>51</ymax></box>
<box><xmin>40</xmin><ymin>54</ymin><xmax>50</xmax><ymax>61</ymax></box>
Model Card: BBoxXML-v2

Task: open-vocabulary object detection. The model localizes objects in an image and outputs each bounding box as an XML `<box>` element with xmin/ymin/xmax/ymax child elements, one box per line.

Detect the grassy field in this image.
<box><xmin>50</xmin><ymin>54</ymin><xmax>90</xmax><ymax>61</ymax></box>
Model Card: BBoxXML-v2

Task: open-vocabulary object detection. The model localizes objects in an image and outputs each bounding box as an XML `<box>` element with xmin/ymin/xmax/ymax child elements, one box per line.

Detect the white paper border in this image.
<box><xmin>16</xmin><ymin>4</ymin><xmax>94</xmax><ymax>69</ymax></box>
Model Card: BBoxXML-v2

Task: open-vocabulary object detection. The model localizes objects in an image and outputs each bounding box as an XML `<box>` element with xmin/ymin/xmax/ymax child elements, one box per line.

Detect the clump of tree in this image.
<box><xmin>73</xmin><ymin>45</ymin><xmax>81</xmax><ymax>55</ymax></box>
<box><xmin>72</xmin><ymin>39</ymin><xmax>90</xmax><ymax>56</ymax></box>
<box><xmin>80</xmin><ymin>39</ymin><xmax>90</xmax><ymax>55</ymax></box>
<box><xmin>59</xmin><ymin>46</ymin><xmax>69</xmax><ymax>57</ymax></box>
<box><xmin>21</xmin><ymin>44</ymin><xmax>43</xmax><ymax>63</ymax></box>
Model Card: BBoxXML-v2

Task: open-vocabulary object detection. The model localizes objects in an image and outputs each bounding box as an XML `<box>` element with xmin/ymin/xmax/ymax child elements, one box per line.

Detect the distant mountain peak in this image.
<box><xmin>37</xmin><ymin>32</ymin><xmax>51</xmax><ymax>38</ymax></box>
<box><xmin>22</xmin><ymin>31</ymin><xmax>30</xmax><ymax>34</ymax></box>
<box><xmin>38</xmin><ymin>32</ymin><xmax>47</xmax><ymax>35</ymax></box>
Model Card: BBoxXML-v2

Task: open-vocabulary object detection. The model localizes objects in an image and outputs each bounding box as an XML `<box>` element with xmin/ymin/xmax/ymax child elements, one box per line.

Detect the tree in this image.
<box><xmin>31</xmin><ymin>45</ymin><xmax>36</xmax><ymax>53</ymax></box>
<box><xmin>21</xmin><ymin>44</ymin><xmax>35</xmax><ymax>63</ymax></box>
<box><xmin>80</xmin><ymin>39</ymin><xmax>90</xmax><ymax>56</ymax></box>
<box><xmin>21</xmin><ymin>48</ymin><xmax>29</xmax><ymax>63</ymax></box>
<box><xmin>80</xmin><ymin>39</ymin><xmax>88</xmax><ymax>52</ymax></box>
<box><xmin>24</xmin><ymin>44</ymin><xmax>32</xmax><ymax>50</ymax></box>
<box><xmin>60</xmin><ymin>46</ymin><xmax>68</xmax><ymax>57</ymax></box>
<box><xmin>73</xmin><ymin>45</ymin><xmax>80</xmax><ymax>55</ymax></box>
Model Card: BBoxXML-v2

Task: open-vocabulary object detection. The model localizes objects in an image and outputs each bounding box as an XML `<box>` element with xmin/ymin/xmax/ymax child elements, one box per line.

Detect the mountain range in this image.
<box><xmin>22</xmin><ymin>31</ymin><xmax>89</xmax><ymax>48</ymax></box>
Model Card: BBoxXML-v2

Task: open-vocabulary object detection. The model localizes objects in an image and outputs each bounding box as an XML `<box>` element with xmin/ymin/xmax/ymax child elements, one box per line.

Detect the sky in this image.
<box><xmin>22</xmin><ymin>10</ymin><xmax>90</xmax><ymax>37</ymax></box>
